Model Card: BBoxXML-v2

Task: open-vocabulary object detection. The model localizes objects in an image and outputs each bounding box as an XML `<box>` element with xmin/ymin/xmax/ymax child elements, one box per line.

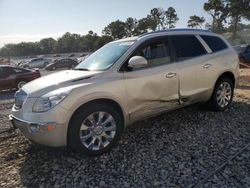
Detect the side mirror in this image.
<box><xmin>128</xmin><ymin>56</ymin><xmax>147</xmax><ymax>69</ymax></box>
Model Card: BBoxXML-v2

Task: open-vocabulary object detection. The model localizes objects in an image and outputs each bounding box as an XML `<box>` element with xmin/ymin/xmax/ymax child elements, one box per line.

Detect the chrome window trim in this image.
<box><xmin>196</xmin><ymin>35</ymin><xmax>213</xmax><ymax>54</ymax></box>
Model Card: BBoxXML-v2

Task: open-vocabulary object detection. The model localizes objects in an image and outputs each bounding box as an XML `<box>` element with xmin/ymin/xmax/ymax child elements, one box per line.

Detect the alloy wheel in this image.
<box><xmin>216</xmin><ymin>82</ymin><xmax>232</xmax><ymax>108</ymax></box>
<box><xmin>79</xmin><ymin>111</ymin><xmax>116</xmax><ymax>151</ymax></box>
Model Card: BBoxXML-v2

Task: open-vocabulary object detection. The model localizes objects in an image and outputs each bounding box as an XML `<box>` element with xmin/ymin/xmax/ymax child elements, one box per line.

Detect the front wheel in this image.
<box><xmin>209</xmin><ymin>77</ymin><xmax>234</xmax><ymax>111</ymax></box>
<box><xmin>68</xmin><ymin>103</ymin><xmax>123</xmax><ymax>156</ymax></box>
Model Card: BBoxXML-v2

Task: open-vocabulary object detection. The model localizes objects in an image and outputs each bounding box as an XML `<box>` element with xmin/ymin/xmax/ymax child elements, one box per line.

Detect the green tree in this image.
<box><xmin>102</xmin><ymin>20</ymin><xmax>127</xmax><ymax>39</ymax></box>
<box><xmin>96</xmin><ymin>35</ymin><xmax>113</xmax><ymax>48</ymax></box>
<box><xmin>203</xmin><ymin>0</ymin><xmax>227</xmax><ymax>33</ymax></box>
<box><xmin>125</xmin><ymin>17</ymin><xmax>137</xmax><ymax>37</ymax></box>
<box><xmin>164</xmin><ymin>7</ymin><xmax>179</xmax><ymax>29</ymax></box>
<box><xmin>80</xmin><ymin>31</ymin><xmax>99</xmax><ymax>51</ymax></box>
<box><xmin>226</xmin><ymin>0</ymin><xmax>250</xmax><ymax>38</ymax></box>
<box><xmin>56</xmin><ymin>32</ymin><xmax>81</xmax><ymax>53</ymax></box>
<box><xmin>39</xmin><ymin>38</ymin><xmax>57</xmax><ymax>54</ymax></box>
<box><xmin>187</xmin><ymin>15</ymin><xmax>206</xmax><ymax>28</ymax></box>
<box><xmin>150</xmin><ymin>8</ymin><xmax>163</xmax><ymax>30</ymax></box>
<box><xmin>134</xmin><ymin>18</ymin><xmax>150</xmax><ymax>35</ymax></box>
<box><xmin>145</xmin><ymin>15</ymin><xmax>158</xmax><ymax>32</ymax></box>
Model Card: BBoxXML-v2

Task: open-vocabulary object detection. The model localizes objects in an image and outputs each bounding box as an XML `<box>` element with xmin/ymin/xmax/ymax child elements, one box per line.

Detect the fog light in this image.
<box><xmin>28</xmin><ymin>124</ymin><xmax>55</xmax><ymax>134</ymax></box>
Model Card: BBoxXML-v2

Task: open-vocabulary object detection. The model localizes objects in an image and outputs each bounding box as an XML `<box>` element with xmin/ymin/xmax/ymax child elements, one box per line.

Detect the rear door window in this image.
<box><xmin>200</xmin><ymin>35</ymin><xmax>227</xmax><ymax>52</ymax></box>
<box><xmin>170</xmin><ymin>35</ymin><xmax>207</xmax><ymax>61</ymax></box>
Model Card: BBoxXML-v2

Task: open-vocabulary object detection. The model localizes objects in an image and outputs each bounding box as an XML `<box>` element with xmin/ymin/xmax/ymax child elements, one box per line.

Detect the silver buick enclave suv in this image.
<box><xmin>10</xmin><ymin>29</ymin><xmax>239</xmax><ymax>155</ymax></box>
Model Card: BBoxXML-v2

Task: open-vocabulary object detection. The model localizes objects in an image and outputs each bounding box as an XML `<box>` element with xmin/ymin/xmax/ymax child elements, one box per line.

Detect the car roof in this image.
<box><xmin>140</xmin><ymin>28</ymin><xmax>211</xmax><ymax>36</ymax></box>
<box><xmin>115</xmin><ymin>28</ymin><xmax>216</xmax><ymax>43</ymax></box>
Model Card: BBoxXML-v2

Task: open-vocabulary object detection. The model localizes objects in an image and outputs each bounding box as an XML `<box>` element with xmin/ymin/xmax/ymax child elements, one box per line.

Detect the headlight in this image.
<box><xmin>33</xmin><ymin>87</ymin><xmax>72</xmax><ymax>112</ymax></box>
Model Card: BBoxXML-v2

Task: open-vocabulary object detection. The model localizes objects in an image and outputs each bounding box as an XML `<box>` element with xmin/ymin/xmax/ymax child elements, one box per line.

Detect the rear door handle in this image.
<box><xmin>166</xmin><ymin>72</ymin><xmax>177</xmax><ymax>78</ymax></box>
<box><xmin>203</xmin><ymin>64</ymin><xmax>212</xmax><ymax>69</ymax></box>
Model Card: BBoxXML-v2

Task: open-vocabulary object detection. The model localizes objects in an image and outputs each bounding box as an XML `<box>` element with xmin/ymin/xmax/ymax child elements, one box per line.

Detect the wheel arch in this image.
<box><xmin>216</xmin><ymin>71</ymin><xmax>235</xmax><ymax>87</ymax></box>
<box><xmin>68</xmin><ymin>98</ymin><xmax>125</xmax><ymax>130</ymax></box>
<box><xmin>208</xmin><ymin>71</ymin><xmax>235</xmax><ymax>101</ymax></box>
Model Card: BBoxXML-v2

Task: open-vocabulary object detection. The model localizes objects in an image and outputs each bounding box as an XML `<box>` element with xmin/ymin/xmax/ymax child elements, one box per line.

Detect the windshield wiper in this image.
<box><xmin>74</xmin><ymin>68</ymin><xmax>90</xmax><ymax>71</ymax></box>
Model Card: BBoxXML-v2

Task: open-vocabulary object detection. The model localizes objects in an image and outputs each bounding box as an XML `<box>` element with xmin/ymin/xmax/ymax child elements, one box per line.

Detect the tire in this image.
<box><xmin>17</xmin><ymin>80</ymin><xmax>27</xmax><ymax>89</ymax></box>
<box><xmin>68</xmin><ymin>103</ymin><xmax>123</xmax><ymax>156</ymax></box>
<box><xmin>209</xmin><ymin>77</ymin><xmax>234</xmax><ymax>111</ymax></box>
<box><xmin>52</xmin><ymin>66</ymin><xmax>56</xmax><ymax>70</ymax></box>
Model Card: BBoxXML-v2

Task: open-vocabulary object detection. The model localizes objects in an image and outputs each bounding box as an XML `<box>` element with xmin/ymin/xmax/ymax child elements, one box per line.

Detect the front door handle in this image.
<box><xmin>166</xmin><ymin>72</ymin><xmax>177</xmax><ymax>78</ymax></box>
<box><xmin>203</xmin><ymin>64</ymin><xmax>212</xmax><ymax>69</ymax></box>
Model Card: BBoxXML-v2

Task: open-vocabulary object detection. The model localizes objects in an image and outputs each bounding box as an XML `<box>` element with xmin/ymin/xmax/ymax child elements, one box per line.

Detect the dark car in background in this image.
<box><xmin>234</xmin><ymin>45</ymin><xmax>250</xmax><ymax>64</ymax></box>
<box><xmin>68</xmin><ymin>54</ymin><xmax>75</xmax><ymax>57</ymax></box>
<box><xmin>21</xmin><ymin>58</ymin><xmax>51</xmax><ymax>69</ymax></box>
<box><xmin>0</xmin><ymin>65</ymin><xmax>41</xmax><ymax>90</ymax></box>
<box><xmin>45</xmin><ymin>58</ymin><xmax>78</xmax><ymax>71</ymax></box>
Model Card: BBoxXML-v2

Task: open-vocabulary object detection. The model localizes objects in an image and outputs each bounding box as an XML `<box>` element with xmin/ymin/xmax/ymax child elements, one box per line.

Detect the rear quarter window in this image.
<box><xmin>201</xmin><ymin>35</ymin><xmax>228</xmax><ymax>52</ymax></box>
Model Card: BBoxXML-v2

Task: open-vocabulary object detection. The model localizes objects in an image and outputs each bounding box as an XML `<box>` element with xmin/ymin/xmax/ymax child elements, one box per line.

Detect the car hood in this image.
<box><xmin>22</xmin><ymin>70</ymin><xmax>100</xmax><ymax>97</ymax></box>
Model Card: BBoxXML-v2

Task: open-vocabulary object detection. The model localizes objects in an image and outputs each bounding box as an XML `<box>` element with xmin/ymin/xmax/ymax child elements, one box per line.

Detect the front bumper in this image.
<box><xmin>9</xmin><ymin>115</ymin><xmax>68</xmax><ymax>147</ymax></box>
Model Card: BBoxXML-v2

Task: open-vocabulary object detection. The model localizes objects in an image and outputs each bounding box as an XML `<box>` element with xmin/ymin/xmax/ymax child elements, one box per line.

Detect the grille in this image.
<box><xmin>14</xmin><ymin>89</ymin><xmax>27</xmax><ymax>109</ymax></box>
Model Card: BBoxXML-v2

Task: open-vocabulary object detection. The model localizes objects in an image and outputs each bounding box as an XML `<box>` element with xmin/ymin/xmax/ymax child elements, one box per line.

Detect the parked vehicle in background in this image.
<box><xmin>0</xmin><ymin>65</ymin><xmax>41</xmax><ymax>90</ymax></box>
<box><xmin>68</xmin><ymin>54</ymin><xmax>75</xmax><ymax>57</ymax></box>
<box><xmin>21</xmin><ymin>58</ymin><xmax>51</xmax><ymax>69</ymax></box>
<box><xmin>16</xmin><ymin>60</ymin><xmax>27</xmax><ymax>67</ymax></box>
<box><xmin>235</xmin><ymin>45</ymin><xmax>250</xmax><ymax>64</ymax></box>
<box><xmin>10</xmin><ymin>29</ymin><xmax>239</xmax><ymax>156</ymax></box>
<box><xmin>45</xmin><ymin>58</ymin><xmax>78</xmax><ymax>70</ymax></box>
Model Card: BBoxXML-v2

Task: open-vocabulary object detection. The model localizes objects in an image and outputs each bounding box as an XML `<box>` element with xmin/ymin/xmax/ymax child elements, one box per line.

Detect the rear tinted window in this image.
<box><xmin>170</xmin><ymin>35</ymin><xmax>206</xmax><ymax>61</ymax></box>
<box><xmin>201</xmin><ymin>35</ymin><xmax>227</xmax><ymax>52</ymax></box>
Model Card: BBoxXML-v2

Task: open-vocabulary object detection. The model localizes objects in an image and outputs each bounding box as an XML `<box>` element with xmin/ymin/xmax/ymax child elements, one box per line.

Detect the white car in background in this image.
<box><xmin>22</xmin><ymin>58</ymin><xmax>51</xmax><ymax>69</ymax></box>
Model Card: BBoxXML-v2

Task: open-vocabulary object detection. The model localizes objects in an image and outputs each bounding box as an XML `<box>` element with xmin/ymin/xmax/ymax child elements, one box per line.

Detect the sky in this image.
<box><xmin>0</xmin><ymin>0</ymin><xmax>217</xmax><ymax>47</ymax></box>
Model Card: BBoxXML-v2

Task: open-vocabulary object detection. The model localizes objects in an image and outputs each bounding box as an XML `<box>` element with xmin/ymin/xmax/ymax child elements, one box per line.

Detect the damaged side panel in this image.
<box><xmin>123</xmin><ymin>64</ymin><xmax>180</xmax><ymax>122</ymax></box>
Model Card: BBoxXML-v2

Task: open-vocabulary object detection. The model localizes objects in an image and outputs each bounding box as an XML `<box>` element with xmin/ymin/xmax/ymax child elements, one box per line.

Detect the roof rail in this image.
<box><xmin>139</xmin><ymin>28</ymin><xmax>212</xmax><ymax>37</ymax></box>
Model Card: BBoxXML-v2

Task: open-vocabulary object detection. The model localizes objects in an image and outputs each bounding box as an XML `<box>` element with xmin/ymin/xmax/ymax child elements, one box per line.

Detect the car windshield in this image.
<box><xmin>75</xmin><ymin>40</ymin><xmax>135</xmax><ymax>71</ymax></box>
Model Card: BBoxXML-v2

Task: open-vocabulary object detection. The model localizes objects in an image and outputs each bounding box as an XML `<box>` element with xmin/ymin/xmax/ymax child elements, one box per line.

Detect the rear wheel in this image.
<box><xmin>17</xmin><ymin>80</ymin><xmax>27</xmax><ymax>89</ymax></box>
<box><xmin>209</xmin><ymin>77</ymin><xmax>234</xmax><ymax>111</ymax></box>
<box><xmin>68</xmin><ymin>103</ymin><xmax>123</xmax><ymax>156</ymax></box>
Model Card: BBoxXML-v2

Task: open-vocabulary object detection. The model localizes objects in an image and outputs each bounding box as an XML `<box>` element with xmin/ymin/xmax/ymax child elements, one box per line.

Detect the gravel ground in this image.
<box><xmin>0</xmin><ymin>70</ymin><xmax>249</xmax><ymax>187</ymax></box>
